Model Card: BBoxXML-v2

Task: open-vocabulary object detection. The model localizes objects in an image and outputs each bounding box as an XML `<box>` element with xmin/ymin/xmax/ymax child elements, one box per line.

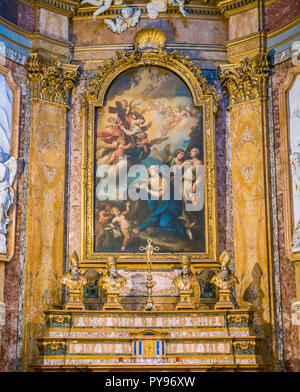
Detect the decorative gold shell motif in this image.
<box><xmin>133</xmin><ymin>27</ymin><xmax>167</xmax><ymax>52</ymax></box>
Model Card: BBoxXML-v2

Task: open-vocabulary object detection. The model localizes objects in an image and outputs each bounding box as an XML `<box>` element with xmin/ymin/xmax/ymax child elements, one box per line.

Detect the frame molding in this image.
<box><xmin>0</xmin><ymin>65</ymin><xmax>20</xmax><ymax>262</ymax></box>
<box><xmin>81</xmin><ymin>29</ymin><xmax>220</xmax><ymax>267</ymax></box>
<box><xmin>280</xmin><ymin>64</ymin><xmax>300</xmax><ymax>262</ymax></box>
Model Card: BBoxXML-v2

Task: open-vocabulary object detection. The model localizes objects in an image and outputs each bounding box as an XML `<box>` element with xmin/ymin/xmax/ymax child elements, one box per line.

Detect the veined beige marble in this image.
<box><xmin>167</xmin><ymin>342</ymin><xmax>231</xmax><ymax>354</ymax></box>
<box><xmin>69</xmin><ymin>342</ymin><xmax>131</xmax><ymax>354</ymax></box>
<box><xmin>39</xmin><ymin>8</ymin><xmax>69</xmax><ymax>41</ymax></box>
<box><xmin>73</xmin><ymin>314</ymin><xmax>225</xmax><ymax>328</ymax></box>
<box><xmin>228</xmin><ymin>8</ymin><xmax>259</xmax><ymax>41</ymax></box>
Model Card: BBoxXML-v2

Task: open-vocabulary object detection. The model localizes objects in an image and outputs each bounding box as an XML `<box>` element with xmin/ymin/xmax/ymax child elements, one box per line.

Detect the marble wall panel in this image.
<box><xmin>39</xmin><ymin>8</ymin><xmax>69</xmax><ymax>41</ymax></box>
<box><xmin>0</xmin><ymin>59</ymin><xmax>28</xmax><ymax>372</ymax></box>
<box><xmin>22</xmin><ymin>100</ymin><xmax>68</xmax><ymax>370</ymax></box>
<box><xmin>71</xmin><ymin>18</ymin><xmax>227</xmax><ymax>47</ymax></box>
<box><xmin>272</xmin><ymin>59</ymin><xmax>299</xmax><ymax>371</ymax></box>
<box><xmin>228</xmin><ymin>8</ymin><xmax>259</xmax><ymax>41</ymax></box>
<box><xmin>230</xmin><ymin>101</ymin><xmax>271</xmax><ymax>331</ymax></box>
<box><xmin>265</xmin><ymin>0</ymin><xmax>300</xmax><ymax>31</ymax></box>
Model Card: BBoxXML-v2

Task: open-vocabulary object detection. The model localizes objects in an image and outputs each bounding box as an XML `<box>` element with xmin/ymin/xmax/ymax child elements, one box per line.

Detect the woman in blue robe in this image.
<box><xmin>133</xmin><ymin>165</ymin><xmax>192</xmax><ymax>239</ymax></box>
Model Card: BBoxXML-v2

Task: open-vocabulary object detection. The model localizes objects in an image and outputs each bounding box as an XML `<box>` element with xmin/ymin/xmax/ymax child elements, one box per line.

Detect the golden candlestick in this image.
<box><xmin>139</xmin><ymin>239</ymin><xmax>159</xmax><ymax>311</ymax></box>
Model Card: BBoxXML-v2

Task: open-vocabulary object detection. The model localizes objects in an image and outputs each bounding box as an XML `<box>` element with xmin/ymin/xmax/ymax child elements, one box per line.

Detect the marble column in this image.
<box><xmin>219</xmin><ymin>54</ymin><xmax>276</xmax><ymax>366</ymax></box>
<box><xmin>22</xmin><ymin>53</ymin><xmax>79</xmax><ymax>370</ymax></box>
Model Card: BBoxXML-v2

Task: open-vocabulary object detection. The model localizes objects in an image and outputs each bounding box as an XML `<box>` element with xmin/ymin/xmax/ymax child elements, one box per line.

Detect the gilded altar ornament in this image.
<box><xmin>173</xmin><ymin>256</ymin><xmax>198</xmax><ymax>310</ymax></box>
<box><xmin>140</xmin><ymin>239</ymin><xmax>160</xmax><ymax>311</ymax></box>
<box><xmin>27</xmin><ymin>52</ymin><xmax>79</xmax><ymax>106</ymax></box>
<box><xmin>60</xmin><ymin>251</ymin><xmax>86</xmax><ymax>310</ymax></box>
<box><xmin>218</xmin><ymin>53</ymin><xmax>270</xmax><ymax>105</ymax></box>
<box><xmin>210</xmin><ymin>250</ymin><xmax>239</xmax><ymax>310</ymax></box>
<box><xmin>98</xmin><ymin>256</ymin><xmax>127</xmax><ymax>310</ymax></box>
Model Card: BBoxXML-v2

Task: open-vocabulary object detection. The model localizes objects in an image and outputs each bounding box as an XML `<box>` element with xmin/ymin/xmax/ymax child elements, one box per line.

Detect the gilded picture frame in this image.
<box><xmin>280</xmin><ymin>64</ymin><xmax>300</xmax><ymax>262</ymax></box>
<box><xmin>81</xmin><ymin>29</ymin><xmax>220</xmax><ymax>267</ymax></box>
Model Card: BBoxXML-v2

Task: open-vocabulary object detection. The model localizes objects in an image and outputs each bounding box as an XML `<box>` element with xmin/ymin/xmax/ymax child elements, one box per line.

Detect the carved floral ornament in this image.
<box><xmin>219</xmin><ymin>53</ymin><xmax>270</xmax><ymax>105</ymax></box>
<box><xmin>84</xmin><ymin>28</ymin><xmax>221</xmax><ymax>111</ymax></box>
<box><xmin>27</xmin><ymin>52</ymin><xmax>80</xmax><ymax>106</ymax></box>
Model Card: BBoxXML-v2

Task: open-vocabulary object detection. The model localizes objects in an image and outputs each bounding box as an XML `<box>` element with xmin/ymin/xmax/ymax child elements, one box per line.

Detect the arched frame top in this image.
<box><xmin>81</xmin><ymin>48</ymin><xmax>220</xmax><ymax>268</ymax></box>
<box><xmin>0</xmin><ymin>65</ymin><xmax>20</xmax><ymax>262</ymax></box>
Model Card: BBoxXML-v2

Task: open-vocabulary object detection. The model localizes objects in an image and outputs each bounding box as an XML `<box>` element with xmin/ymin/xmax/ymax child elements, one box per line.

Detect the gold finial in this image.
<box><xmin>133</xmin><ymin>28</ymin><xmax>167</xmax><ymax>52</ymax></box>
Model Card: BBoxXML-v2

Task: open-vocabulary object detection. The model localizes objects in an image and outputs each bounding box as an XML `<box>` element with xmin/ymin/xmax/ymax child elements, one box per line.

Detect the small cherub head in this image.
<box><xmin>121</xmin><ymin>7</ymin><xmax>133</xmax><ymax>19</ymax></box>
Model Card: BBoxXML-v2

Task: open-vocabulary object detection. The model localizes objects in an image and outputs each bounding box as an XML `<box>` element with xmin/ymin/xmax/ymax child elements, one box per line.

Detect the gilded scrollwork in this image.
<box><xmin>227</xmin><ymin>313</ymin><xmax>250</xmax><ymax>325</ymax></box>
<box><xmin>232</xmin><ymin>339</ymin><xmax>257</xmax><ymax>351</ymax></box>
<box><xmin>27</xmin><ymin>52</ymin><xmax>79</xmax><ymax>105</ymax></box>
<box><xmin>84</xmin><ymin>28</ymin><xmax>220</xmax><ymax>111</ymax></box>
<box><xmin>47</xmin><ymin>314</ymin><xmax>71</xmax><ymax>324</ymax></box>
<box><xmin>219</xmin><ymin>53</ymin><xmax>270</xmax><ymax>105</ymax></box>
<box><xmin>37</xmin><ymin>340</ymin><xmax>67</xmax><ymax>354</ymax></box>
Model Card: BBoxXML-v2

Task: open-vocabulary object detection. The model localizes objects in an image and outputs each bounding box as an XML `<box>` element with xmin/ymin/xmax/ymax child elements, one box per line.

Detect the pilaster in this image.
<box><xmin>22</xmin><ymin>52</ymin><xmax>79</xmax><ymax>370</ymax></box>
<box><xmin>219</xmin><ymin>53</ymin><xmax>275</xmax><ymax>367</ymax></box>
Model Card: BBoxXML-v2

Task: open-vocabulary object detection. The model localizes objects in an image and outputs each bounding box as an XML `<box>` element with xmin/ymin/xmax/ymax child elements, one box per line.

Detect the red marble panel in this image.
<box><xmin>0</xmin><ymin>59</ymin><xmax>27</xmax><ymax>372</ymax></box>
<box><xmin>265</xmin><ymin>0</ymin><xmax>300</xmax><ymax>31</ymax></box>
<box><xmin>272</xmin><ymin>59</ymin><xmax>299</xmax><ymax>371</ymax></box>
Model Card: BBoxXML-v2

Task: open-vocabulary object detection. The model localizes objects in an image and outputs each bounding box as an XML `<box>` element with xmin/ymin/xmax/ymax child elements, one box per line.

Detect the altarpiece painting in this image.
<box><xmin>81</xmin><ymin>45</ymin><xmax>218</xmax><ymax>264</ymax></box>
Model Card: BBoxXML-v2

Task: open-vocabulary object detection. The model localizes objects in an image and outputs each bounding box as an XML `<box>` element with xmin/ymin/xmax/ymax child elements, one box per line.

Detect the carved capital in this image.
<box><xmin>219</xmin><ymin>53</ymin><xmax>270</xmax><ymax>105</ymax></box>
<box><xmin>27</xmin><ymin>52</ymin><xmax>79</xmax><ymax>105</ymax></box>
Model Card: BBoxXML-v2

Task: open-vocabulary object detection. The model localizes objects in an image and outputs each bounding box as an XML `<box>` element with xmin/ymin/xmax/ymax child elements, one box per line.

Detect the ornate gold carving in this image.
<box><xmin>233</xmin><ymin>339</ymin><xmax>257</xmax><ymax>351</ymax></box>
<box><xmin>81</xmin><ymin>28</ymin><xmax>219</xmax><ymax>265</ymax></box>
<box><xmin>47</xmin><ymin>314</ymin><xmax>71</xmax><ymax>324</ymax></box>
<box><xmin>38</xmin><ymin>340</ymin><xmax>67</xmax><ymax>353</ymax></box>
<box><xmin>60</xmin><ymin>251</ymin><xmax>86</xmax><ymax>310</ymax></box>
<box><xmin>140</xmin><ymin>239</ymin><xmax>160</xmax><ymax>311</ymax></box>
<box><xmin>227</xmin><ymin>313</ymin><xmax>250</xmax><ymax>324</ymax></box>
<box><xmin>84</xmin><ymin>36</ymin><xmax>220</xmax><ymax>110</ymax></box>
<box><xmin>219</xmin><ymin>53</ymin><xmax>270</xmax><ymax>105</ymax></box>
<box><xmin>99</xmin><ymin>256</ymin><xmax>127</xmax><ymax>310</ymax></box>
<box><xmin>27</xmin><ymin>52</ymin><xmax>79</xmax><ymax>105</ymax></box>
<box><xmin>211</xmin><ymin>251</ymin><xmax>239</xmax><ymax>310</ymax></box>
<box><xmin>133</xmin><ymin>27</ymin><xmax>167</xmax><ymax>52</ymax></box>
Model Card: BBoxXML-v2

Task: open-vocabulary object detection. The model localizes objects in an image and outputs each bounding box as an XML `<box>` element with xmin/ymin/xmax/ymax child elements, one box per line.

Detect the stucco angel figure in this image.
<box><xmin>146</xmin><ymin>0</ymin><xmax>187</xmax><ymax>20</ymax></box>
<box><xmin>290</xmin><ymin>152</ymin><xmax>300</xmax><ymax>250</ymax></box>
<box><xmin>0</xmin><ymin>153</ymin><xmax>17</xmax><ymax>254</ymax></box>
<box><xmin>80</xmin><ymin>0</ymin><xmax>124</xmax><ymax>20</ymax></box>
<box><xmin>104</xmin><ymin>7</ymin><xmax>141</xmax><ymax>34</ymax></box>
<box><xmin>210</xmin><ymin>250</ymin><xmax>239</xmax><ymax>290</ymax></box>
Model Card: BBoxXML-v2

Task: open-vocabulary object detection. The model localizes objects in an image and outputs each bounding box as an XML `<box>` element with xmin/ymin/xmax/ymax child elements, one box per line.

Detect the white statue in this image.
<box><xmin>104</xmin><ymin>7</ymin><xmax>141</xmax><ymax>34</ymax></box>
<box><xmin>146</xmin><ymin>0</ymin><xmax>187</xmax><ymax>20</ymax></box>
<box><xmin>80</xmin><ymin>0</ymin><xmax>124</xmax><ymax>20</ymax></box>
<box><xmin>0</xmin><ymin>154</ymin><xmax>17</xmax><ymax>254</ymax></box>
<box><xmin>291</xmin><ymin>152</ymin><xmax>300</xmax><ymax>250</ymax></box>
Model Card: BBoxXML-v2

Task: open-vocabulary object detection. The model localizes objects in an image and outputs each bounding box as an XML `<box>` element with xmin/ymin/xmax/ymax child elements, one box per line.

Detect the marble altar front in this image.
<box><xmin>34</xmin><ymin>308</ymin><xmax>263</xmax><ymax>371</ymax></box>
